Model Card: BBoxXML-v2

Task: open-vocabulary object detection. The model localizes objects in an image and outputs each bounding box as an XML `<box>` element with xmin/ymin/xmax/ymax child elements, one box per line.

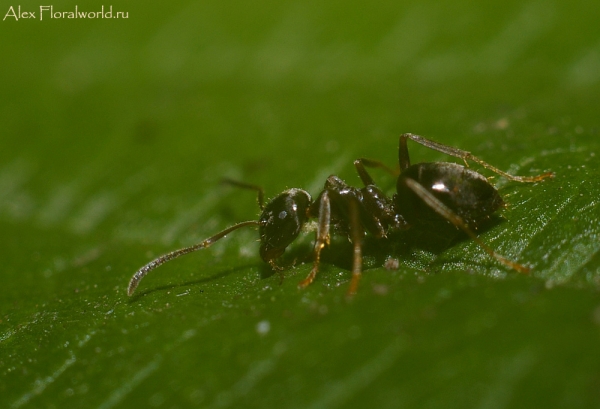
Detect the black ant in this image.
<box><xmin>127</xmin><ymin>133</ymin><xmax>553</xmax><ymax>297</ymax></box>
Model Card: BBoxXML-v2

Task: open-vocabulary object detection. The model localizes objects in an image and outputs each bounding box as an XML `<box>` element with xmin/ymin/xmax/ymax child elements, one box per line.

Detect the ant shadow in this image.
<box><xmin>277</xmin><ymin>214</ymin><xmax>506</xmax><ymax>274</ymax></box>
<box><xmin>127</xmin><ymin>214</ymin><xmax>506</xmax><ymax>300</ymax></box>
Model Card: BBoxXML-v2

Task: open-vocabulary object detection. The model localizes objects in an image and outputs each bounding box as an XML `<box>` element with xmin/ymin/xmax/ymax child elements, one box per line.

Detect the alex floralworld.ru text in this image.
<box><xmin>3</xmin><ymin>5</ymin><xmax>128</xmax><ymax>21</ymax></box>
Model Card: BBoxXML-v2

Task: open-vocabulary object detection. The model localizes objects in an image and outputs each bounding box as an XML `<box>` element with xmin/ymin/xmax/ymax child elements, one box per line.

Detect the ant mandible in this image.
<box><xmin>127</xmin><ymin>133</ymin><xmax>553</xmax><ymax>297</ymax></box>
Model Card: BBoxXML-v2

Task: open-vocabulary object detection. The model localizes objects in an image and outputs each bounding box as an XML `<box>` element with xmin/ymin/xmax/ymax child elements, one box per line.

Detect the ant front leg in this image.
<box><xmin>298</xmin><ymin>190</ymin><xmax>365</xmax><ymax>295</ymax></box>
<box><xmin>401</xmin><ymin>177</ymin><xmax>530</xmax><ymax>273</ymax></box>
<box><xmin>298</xmin><ymin>191</ymin><xmax>331</xmax><ymax>288</ymax></box>
<box><xmin>400</xmin><ymin>133</ymin><xmax>554</xmax><ymax>182</ymax></box>
<box><xmin>347</xmin><ymin>197</ymin><xmax>364</xmax><ymax>296</ymax></box>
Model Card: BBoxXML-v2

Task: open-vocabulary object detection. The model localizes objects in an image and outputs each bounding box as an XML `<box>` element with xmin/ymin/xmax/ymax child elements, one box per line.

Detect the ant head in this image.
<box><xmin>258</xmin><ymin>188</ymin><xmax>312</xmax><ymax>263</ymax></box>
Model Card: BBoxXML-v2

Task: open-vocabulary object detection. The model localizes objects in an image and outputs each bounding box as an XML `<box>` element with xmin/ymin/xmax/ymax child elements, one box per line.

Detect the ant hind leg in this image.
<box><xmin>400</xmin><ymin>133</ymin><xmax>554</xmax><ymax>182</ymax></box>
<box><xmin>402</xmin><ymin>177</ymin><xmax>530</xmax><ymax>274</ymax></box>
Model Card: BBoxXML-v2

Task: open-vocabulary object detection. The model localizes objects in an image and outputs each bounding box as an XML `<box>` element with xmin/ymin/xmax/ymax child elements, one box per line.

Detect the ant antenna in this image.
<box><xmin>127</xmin><ymin>220</ymin><xmax>260</xmax><ymax>296</ymax></box>
<box><xmin>221</xmin><ymin>178</ymin><xmax>265</xmax><ymax>210</ymax></box>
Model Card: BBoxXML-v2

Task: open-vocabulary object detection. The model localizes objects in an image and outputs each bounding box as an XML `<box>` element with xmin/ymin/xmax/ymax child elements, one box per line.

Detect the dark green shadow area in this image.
<box><xmin>1</xmin><ymin>1</ymin><xmax>600</xmax><ymax>408</ymax></box>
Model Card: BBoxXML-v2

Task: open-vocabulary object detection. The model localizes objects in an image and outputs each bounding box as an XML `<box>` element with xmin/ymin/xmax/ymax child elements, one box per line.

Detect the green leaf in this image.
<box><xmin>2</xmin><ymin>1</ymin><xmax>600</xmax><ymax>408</ymax></box>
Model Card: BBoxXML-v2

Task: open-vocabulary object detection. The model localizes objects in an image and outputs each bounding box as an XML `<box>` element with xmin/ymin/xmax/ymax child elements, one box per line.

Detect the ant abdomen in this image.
<box><xmin>396</xmin><ymin>162</ymin><xmax>505</xmax><ymax>229</ymax></box>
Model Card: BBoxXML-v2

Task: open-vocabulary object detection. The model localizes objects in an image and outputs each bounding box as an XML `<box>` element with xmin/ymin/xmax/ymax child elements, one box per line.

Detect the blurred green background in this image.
<box><xmin>1</xmin><ymin>0</ymin><xmax>600</xmax><ymax>408</ymax></box>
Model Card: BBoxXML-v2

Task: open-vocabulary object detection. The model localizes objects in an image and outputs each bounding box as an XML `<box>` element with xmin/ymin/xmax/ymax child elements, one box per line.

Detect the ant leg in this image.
<box><xmin>127</xmin><ymin>220</ymin><xmax>260</xmax><ymax>296</ymax></box>
<box><xmin>354</xmin><ymin>158</ymin><xmax>398</xmax><ymax>186</ymax></box>
<box><xmin>221</xmin><ymin>178</ymin><xmax>265</xmax><ymax>210</ymax></box>
<box><xmin>399</xmin><ymin>134</ymin><xmax>411</xmax><ymax>171</ymax></box>
<box><xmin>267</xmin><ymin>259</ymin><xmax>286</xmax><ymax>286</ymax></box>
<box><xmin>298</xmin><ymin>191</ymin><xmax>331</xmax><ymax>288</ymax></box>
<box><xmin>400</xmin><ymin>133</ymin><xmax>554</xmax><ymax>182</ymax></box>
<box><xmin>402</xmin><ymin>177</ymin><xmax>530</xmax><ymax>273</ymax></box>
<box><xmin>347</xmin><ymin>198</ymin><xmax>364</xmax><ymax>296</ymax></box>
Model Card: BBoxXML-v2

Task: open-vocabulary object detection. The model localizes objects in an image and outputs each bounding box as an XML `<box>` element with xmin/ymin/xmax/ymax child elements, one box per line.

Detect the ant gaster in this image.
<box><xmin>127</xmin><ymin>133</ymin><xmax>553</xmax><ymax>296</ymax></box>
